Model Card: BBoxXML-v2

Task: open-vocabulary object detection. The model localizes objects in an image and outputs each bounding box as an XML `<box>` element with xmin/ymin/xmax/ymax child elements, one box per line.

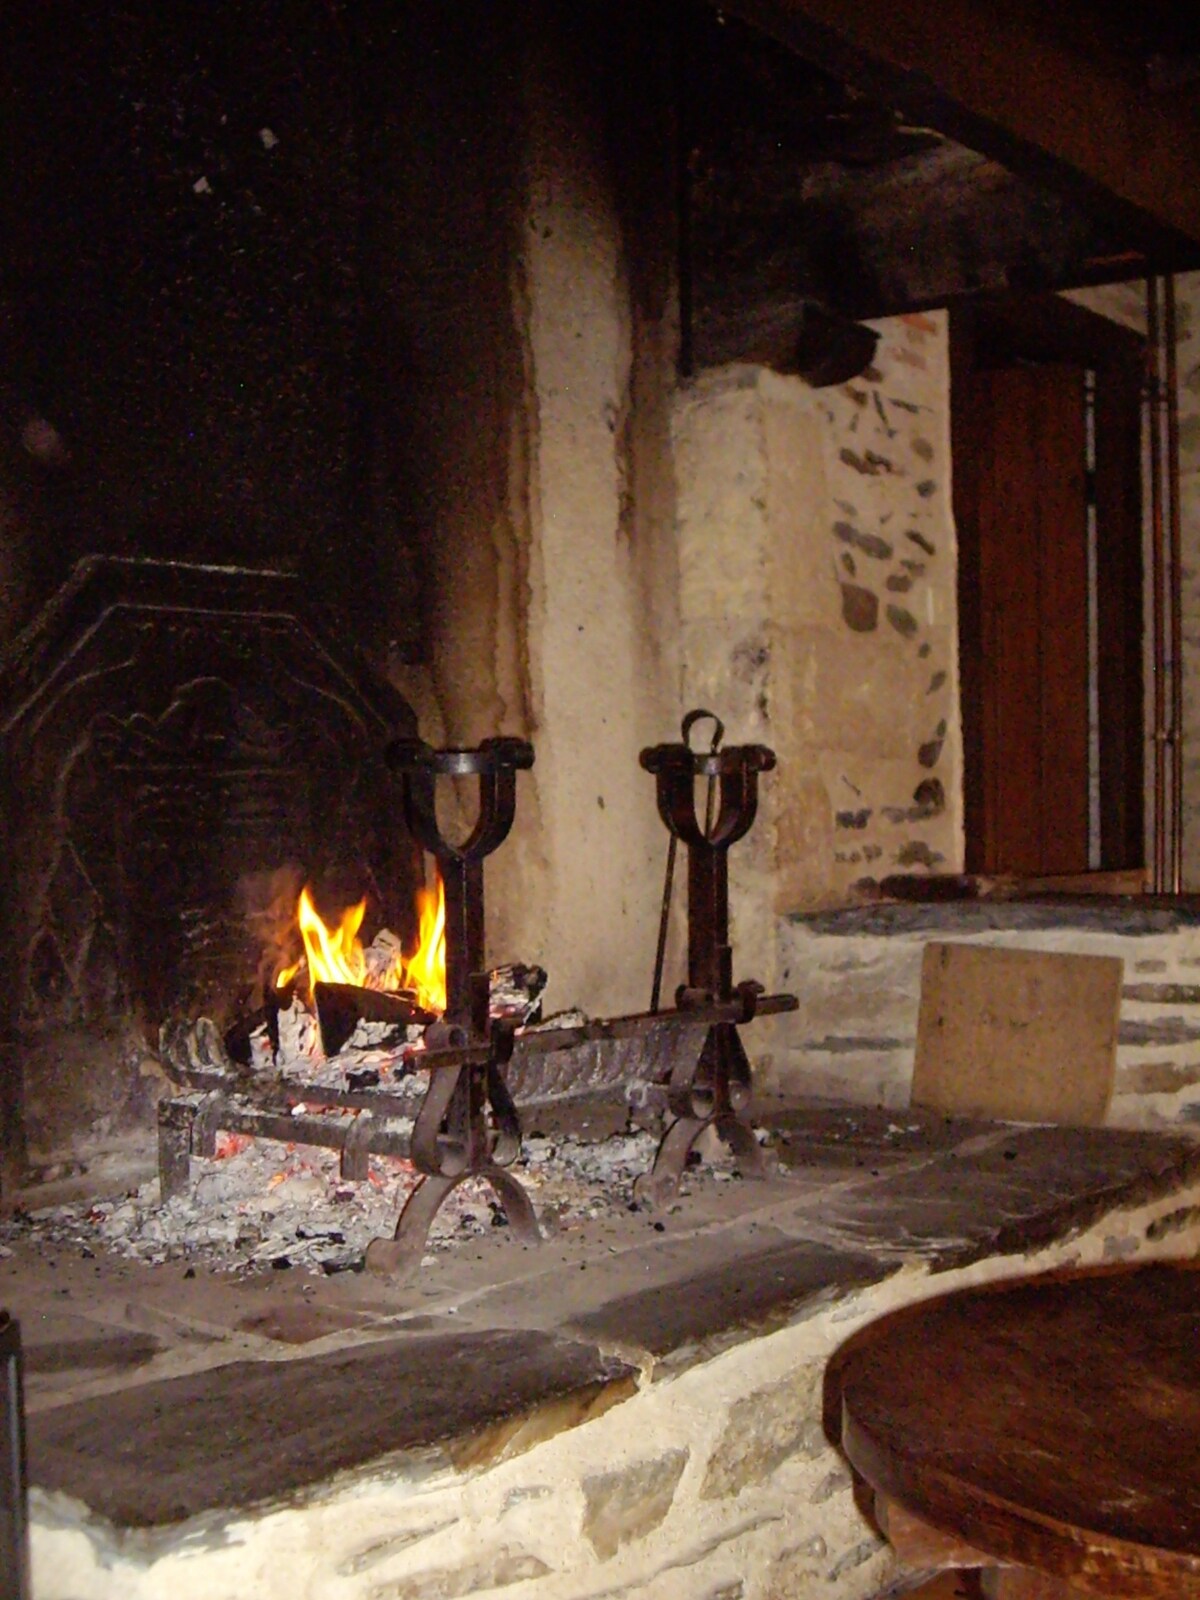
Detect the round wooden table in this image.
<box><xmin>835</xmin><ymin>1261</ymin><xmax>1200</xmax><ymax>1598</ymax></box>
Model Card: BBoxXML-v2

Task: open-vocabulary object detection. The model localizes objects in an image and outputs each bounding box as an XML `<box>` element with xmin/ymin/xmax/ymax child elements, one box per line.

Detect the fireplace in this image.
<box><xmin>2</xmin><ymin>5</ymin><xmax>1200</xmax><ymax>1597</ymax></box>
<box><xmin>0</xmin><ymin>556</ymin><xmax>422</xmax><ymax>1186</ymax></box>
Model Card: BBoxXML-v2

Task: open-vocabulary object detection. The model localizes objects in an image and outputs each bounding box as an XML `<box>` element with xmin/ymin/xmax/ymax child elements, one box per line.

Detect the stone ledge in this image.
<box><xmin>22</xmin><ymin>1103</ymin><xmax>1200</xmax><ymax>1538</ymax></box>
<box><xmin>30</xmin><ymin>1167</ymin><xmax>1200</xmax><ymax>1600</ymax></box>
<box><xmin>790</xmin><ymin>896</ymin><xmax>1200</xmax><ymax>937</ymax></box>
<box><xmin>28</xmin><ymin>1328</ymin><xmax>637</xmax><ymax>1528</ymax></box>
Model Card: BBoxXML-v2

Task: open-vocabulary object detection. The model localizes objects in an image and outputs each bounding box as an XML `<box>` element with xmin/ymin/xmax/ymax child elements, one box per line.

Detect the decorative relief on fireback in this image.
<box><xmin>0</xmin><ymin>559</ymin><xmax>419</xmax><ymax>1168</ymax></box>
<box><xmin>85</xmin><ymin>656</ymin><xmax>382</xmax><ymax>1024</ymax></box>
<box><xmin>24</xmin><ymin>835</ymin><xmax>117</xmax><ymax>1026</ymax></box>
<box><xmin>4</xmin><ymin>559</ymin><xmax>419</xmax><ymax>1038</ymax></box>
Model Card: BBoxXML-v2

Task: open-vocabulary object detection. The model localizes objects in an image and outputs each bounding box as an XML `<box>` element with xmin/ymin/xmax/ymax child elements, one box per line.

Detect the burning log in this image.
<box><xmin>223</xmin><ymin>979</ymin><xmax>297</xmax><ymax>1068</ymax></box>
<box><xmin>312</xmin><ymin>981</ymin><xmax>436</xmax><ymax>1058</ymax></box>
<box><xmin>275</xmin><ymin>884</ymin><xmax>447</xmax><ymax>1015</ymax></box>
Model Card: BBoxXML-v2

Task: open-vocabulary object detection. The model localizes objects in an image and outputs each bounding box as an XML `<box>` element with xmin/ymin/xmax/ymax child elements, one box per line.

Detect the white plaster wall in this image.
<box><xmin>483</xmin><ymin>24</ymin><xmax>682</xmax><ymax>1021</ymax></box>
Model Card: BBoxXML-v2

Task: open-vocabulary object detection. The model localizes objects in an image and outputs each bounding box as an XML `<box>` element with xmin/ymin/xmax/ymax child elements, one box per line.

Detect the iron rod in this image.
<box><xmin>650</xmin><ymin>833</ymin><xmax>676</xmax><ymax>1014</ymax></box>
<box><xmin>1165</xmin><ymin>275</ymin><xmax>1185</xmax><ymax>894</ymax></box>
<box><xmin>1147</xmin><ymin>275</ymin><xmax>1167</xmax><ymax>893</ymax></box>
<box><xmin>0</xmin><ymin>1316</ymin><xmax>29</xmax><ymax>1600</ymax></box>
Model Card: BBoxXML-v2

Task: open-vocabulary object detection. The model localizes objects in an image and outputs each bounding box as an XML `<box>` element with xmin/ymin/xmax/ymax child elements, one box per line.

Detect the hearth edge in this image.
<box><xmin>25</xmin><ymin>1136</ymin><xmax>1200</xmax><ymax>1600</ymax></box>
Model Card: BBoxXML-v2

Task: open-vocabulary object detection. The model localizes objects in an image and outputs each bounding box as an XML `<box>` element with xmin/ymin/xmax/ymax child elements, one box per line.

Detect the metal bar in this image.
<box><xmin>687</xmin><ymin>840</ymin><xmax>730</xmax><ymax>995</ymax></box>
<box><xmin>1146</xmin><ymin>275</ymin><xmax>1167</xmax><ymax>894</ymax></box>
<box><xmin>161</xmin><ymin>994</ymin><xmax>798</xmax><ymax>1101</ymax></box>
<box><xmin>0</xmin><ymin>1315</ymin><xmax>29</xmax><ymax>1600</ymax></box>
<box><xmin>159</xmin><ymin>1095</ymin><xmax>415</xmax><ymax>1162</ymax></box>
<box><xmin>160</xmin><ymin>1063</ymin><xmax>424</xmax><ymax>1117</ymax></box>
<box><xmin>441</xmin><ymin>855</ymin><xmax>484</xmax><ymax>1027</ymax></box>
<box><xmin>513</xmin><ymin>993</ymin><xmax>798</xmax><ymax>1053</ymax></box>
<box><xmin>1165</xmin><ymin>274</ymin><xmax>1184</xmax><ymax>894</ymax></box>
<box><xmin>158</xmin><ymin>1097</ymin><xmax>196</xmax><ymax>1199</ymax></box>
<box><xmin>649</xmin><ymin>833</ymin><xmax>677</xmax><ymax>1014</ymax></box>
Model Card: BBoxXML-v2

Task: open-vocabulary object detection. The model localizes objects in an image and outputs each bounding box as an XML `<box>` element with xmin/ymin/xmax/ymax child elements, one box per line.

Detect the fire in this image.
<box><xmin>401</xmin><ymin>883</ymin><xmax>447</xmax><ymax>1014</ymax></box>
<box><xmin>276</xmin><ymin>887</ymin><xmax>369</xmax><ymax>991</ymax></box>
<box><xmin>276</xmin><ymin>879</ymin><xmax>446</xmax><ymax>1015</ymax></box>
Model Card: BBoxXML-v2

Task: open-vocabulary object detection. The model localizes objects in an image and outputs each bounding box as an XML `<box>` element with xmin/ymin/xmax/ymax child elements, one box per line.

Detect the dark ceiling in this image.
<box><xmin>683</xmin><ymin>1</ymin><xmax>1200</xmax><ymax>369</ymax></box>
<box><xmin>1035</xmin><ymin>0</ymin><xmax>1200</xmax><ymax>89</ymax></box>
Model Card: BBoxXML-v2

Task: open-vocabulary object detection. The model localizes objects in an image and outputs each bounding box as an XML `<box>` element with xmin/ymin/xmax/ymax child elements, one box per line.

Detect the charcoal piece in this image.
<box><xmin>346</xmin><ymin>1069</ymin><xmax>380</xmax><ymax>1091</ymax></box>
<box><xmin>489</xmin><ymin>963</ymin><xmax>548</xmax><ymax>1023</ymax></box>
<box><xmin>314</xmin><ymin>982</ymin><xmax>436</xmax><ymax>1058</ymax></box>
<box><xmin>160</xmin><ymin>1016</ymin><xmax>240</xmax><ymax>1083</ymax></box>
<box><xmin>321</xmin><ymin>1256</ymin><xmax>365</xmax><ymax>1275</ymax></box>
<box><xmin>224</xmin><ymin>980</ymin><xmax>295</xmax><ymax>1067</ymax></box>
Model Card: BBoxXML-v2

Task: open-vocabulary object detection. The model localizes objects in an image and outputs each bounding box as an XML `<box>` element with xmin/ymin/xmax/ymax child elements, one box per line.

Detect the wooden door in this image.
<box><xmin>952</xmin><ymin>294</ymin><xmax>1145</xmax><ymax>880</ymax></box>
<box><xmin>968</xmin><ymin>364</ymin><xmax>1090</xmax><ymax>875</ymax></box>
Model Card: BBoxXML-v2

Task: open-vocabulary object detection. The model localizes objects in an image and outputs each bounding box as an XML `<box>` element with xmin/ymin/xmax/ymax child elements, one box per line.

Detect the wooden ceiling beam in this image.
<box><xmin>721</xmin><ymin>0</ymin><xmax>1200</xmax><ymax>251</ymax></box>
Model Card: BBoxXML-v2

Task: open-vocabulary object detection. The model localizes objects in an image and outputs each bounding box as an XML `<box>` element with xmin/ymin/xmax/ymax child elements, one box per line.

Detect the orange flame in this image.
<box><xmin>276</xmin><ymin>887</ymin><xmax>368</xmax><ymax>992</ymax></box>
<box><xmin>398</xmin><ymin>882</ymin><xmax>446</xmax><ymax>1015</ymax></box>
<box><xmin>276</xmin><ymin>879</ymin><xmax>446</xmax><ymax>1015</ymax></box>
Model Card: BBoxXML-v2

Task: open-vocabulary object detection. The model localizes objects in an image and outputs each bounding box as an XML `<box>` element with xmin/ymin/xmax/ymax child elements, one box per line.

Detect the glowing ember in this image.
<box><xmin>276</xmin><ymin>880</ymin><xmax>446</xmax><ymax>1015</ymax></box>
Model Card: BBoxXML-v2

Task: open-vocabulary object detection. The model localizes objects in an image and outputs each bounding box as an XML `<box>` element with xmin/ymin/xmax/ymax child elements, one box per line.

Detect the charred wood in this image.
<box><xmin>312</xmin><ymin>982</ymin><xmax>435</xmax><ymax>1058</ymax></box>
<box><xmin>223</xmin><ymin>980</ymin><xmax>296</xmax><ymax>1068</ymax></box>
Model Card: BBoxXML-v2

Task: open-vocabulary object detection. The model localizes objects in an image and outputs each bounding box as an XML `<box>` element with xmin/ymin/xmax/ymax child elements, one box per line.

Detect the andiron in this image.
<box><xmin>637</xmin><ymin>714</ymin><xmax>783</xmax><ymax>1205</ymax></box>
<box><xmin>364</xmin><ymin>737</ymin><xmax>541</xmax><ymax>1280</ymax></box>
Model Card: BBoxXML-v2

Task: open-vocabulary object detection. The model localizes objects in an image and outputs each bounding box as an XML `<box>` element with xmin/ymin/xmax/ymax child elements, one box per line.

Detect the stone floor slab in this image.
<box><xmin>28</xmin><ymin>1328</ymin><xmax>636</xmax><ymax>1527</ymax></box>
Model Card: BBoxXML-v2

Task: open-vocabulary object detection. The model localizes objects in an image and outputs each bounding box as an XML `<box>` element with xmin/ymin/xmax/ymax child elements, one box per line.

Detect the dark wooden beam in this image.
<box><xmin>722</xmin><ymin>0</ymin><xmax>1200</xmax><ymax>250</ymax></box>
<box><xmin>962</xmin><ymin>290</ymin><xmax>1145</xmax><ymax>373</ymax></box>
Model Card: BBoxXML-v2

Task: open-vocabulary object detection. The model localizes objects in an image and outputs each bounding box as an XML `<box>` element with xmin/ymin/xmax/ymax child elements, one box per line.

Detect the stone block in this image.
<box><xmin>28</xmin><ymin>1328</ymin><xmax>638</xmax><ymax>1527</ymax></box>
<box><xmin>582</xmin><ymin>1447</ymin><xmax>689</xmax><ymax>1560</ymax></box>
<box><xmin>674</xmin><ymin>378</ymin><xmax>774</xmax><ymax>625</ymax></box>
<box><xmin>769</xmin><ymin>773</ymin><xmax>837</xmax><ymax>912</ymax></box>
<box><xmin>368</xmin><ymin>1545</ymin><xmax>550</xmax><ymax>1600</ymax></box>
<box><xmin>674</xmin><ymin>368</ymin><xmax>838</xmax><ymax>634</ymax></box>
<box><xmin>700</xmin><ymin>1362</ymin><xmax>825</xmax><ymax>1500</ymax></box>
<box><xmin>571</xmin><ymin>1239</ymin><xmax>889</xmax><ymax>1363</ymax></box>
<box><xmin>761</xmin><ymin>372</ymin><xmax>837</xmax><ymax>630</ymax></box>
<box><xmin>775</xmin><ymin>929</ymin><xmax>923</xmax><ymax>1039</ymax></box>
<box><xmin>774</xmin><ymin>625</ymin><xmax>932</xmax><ymax>764</ymax></box>
<box><xmin>338</xmin><ymin>1519</ymin><xmax>460</xmax><ymax>1579</ymax></box>
<box><xmin>810</xmin><ymin>1467</ymin><xmax>852</xmax><ymax>1503</ymax></box>
<box><xmin>681</xmin><ymin>620</ymin><xmax>773</xmax><ymax>743</ymax></box>
<box><xmin>764</xmin><ymin>1534</ymin><xmax>852</xmax><ymax>1600</ymax></box>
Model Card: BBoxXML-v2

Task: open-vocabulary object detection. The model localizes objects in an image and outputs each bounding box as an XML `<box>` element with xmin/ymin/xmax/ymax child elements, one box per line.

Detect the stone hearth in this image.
<box><xmin>16</xmin><ymin>1099</ymin><xmax>1200</xmax><ymax>1600</ymax></box>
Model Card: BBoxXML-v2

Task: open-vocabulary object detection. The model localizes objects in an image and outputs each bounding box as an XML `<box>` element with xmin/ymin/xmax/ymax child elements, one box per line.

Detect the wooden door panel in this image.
<box><xmin>976</xmin><ymin>376</ymin><xmax>1043</xmax><ymax>873</ymax></box>
<box><xmin>969</xmin><ymin>365</ymin><xmax>1089</xmax><ymax>875</ymax></box>
<box><xmin>952</xmin><ymin>294</ymin><xmax>1145</xmax><ymax>882</ymax></box>
<box><xmin>1094</xmin><ymin>362</ymin><xmax>1145</xmax><ymax>869</ymax></box>
<box><xmin>1033</xmin><ymin>367</ymin><xmax>1090</xmax><ymax>873</ymax></box>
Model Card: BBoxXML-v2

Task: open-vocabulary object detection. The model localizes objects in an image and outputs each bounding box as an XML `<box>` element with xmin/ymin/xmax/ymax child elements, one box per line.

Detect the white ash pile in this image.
<box><xmin>2</xmin><ymin>1128</ymin><xmax>673</xmax><ymax>1276</ymax></box>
